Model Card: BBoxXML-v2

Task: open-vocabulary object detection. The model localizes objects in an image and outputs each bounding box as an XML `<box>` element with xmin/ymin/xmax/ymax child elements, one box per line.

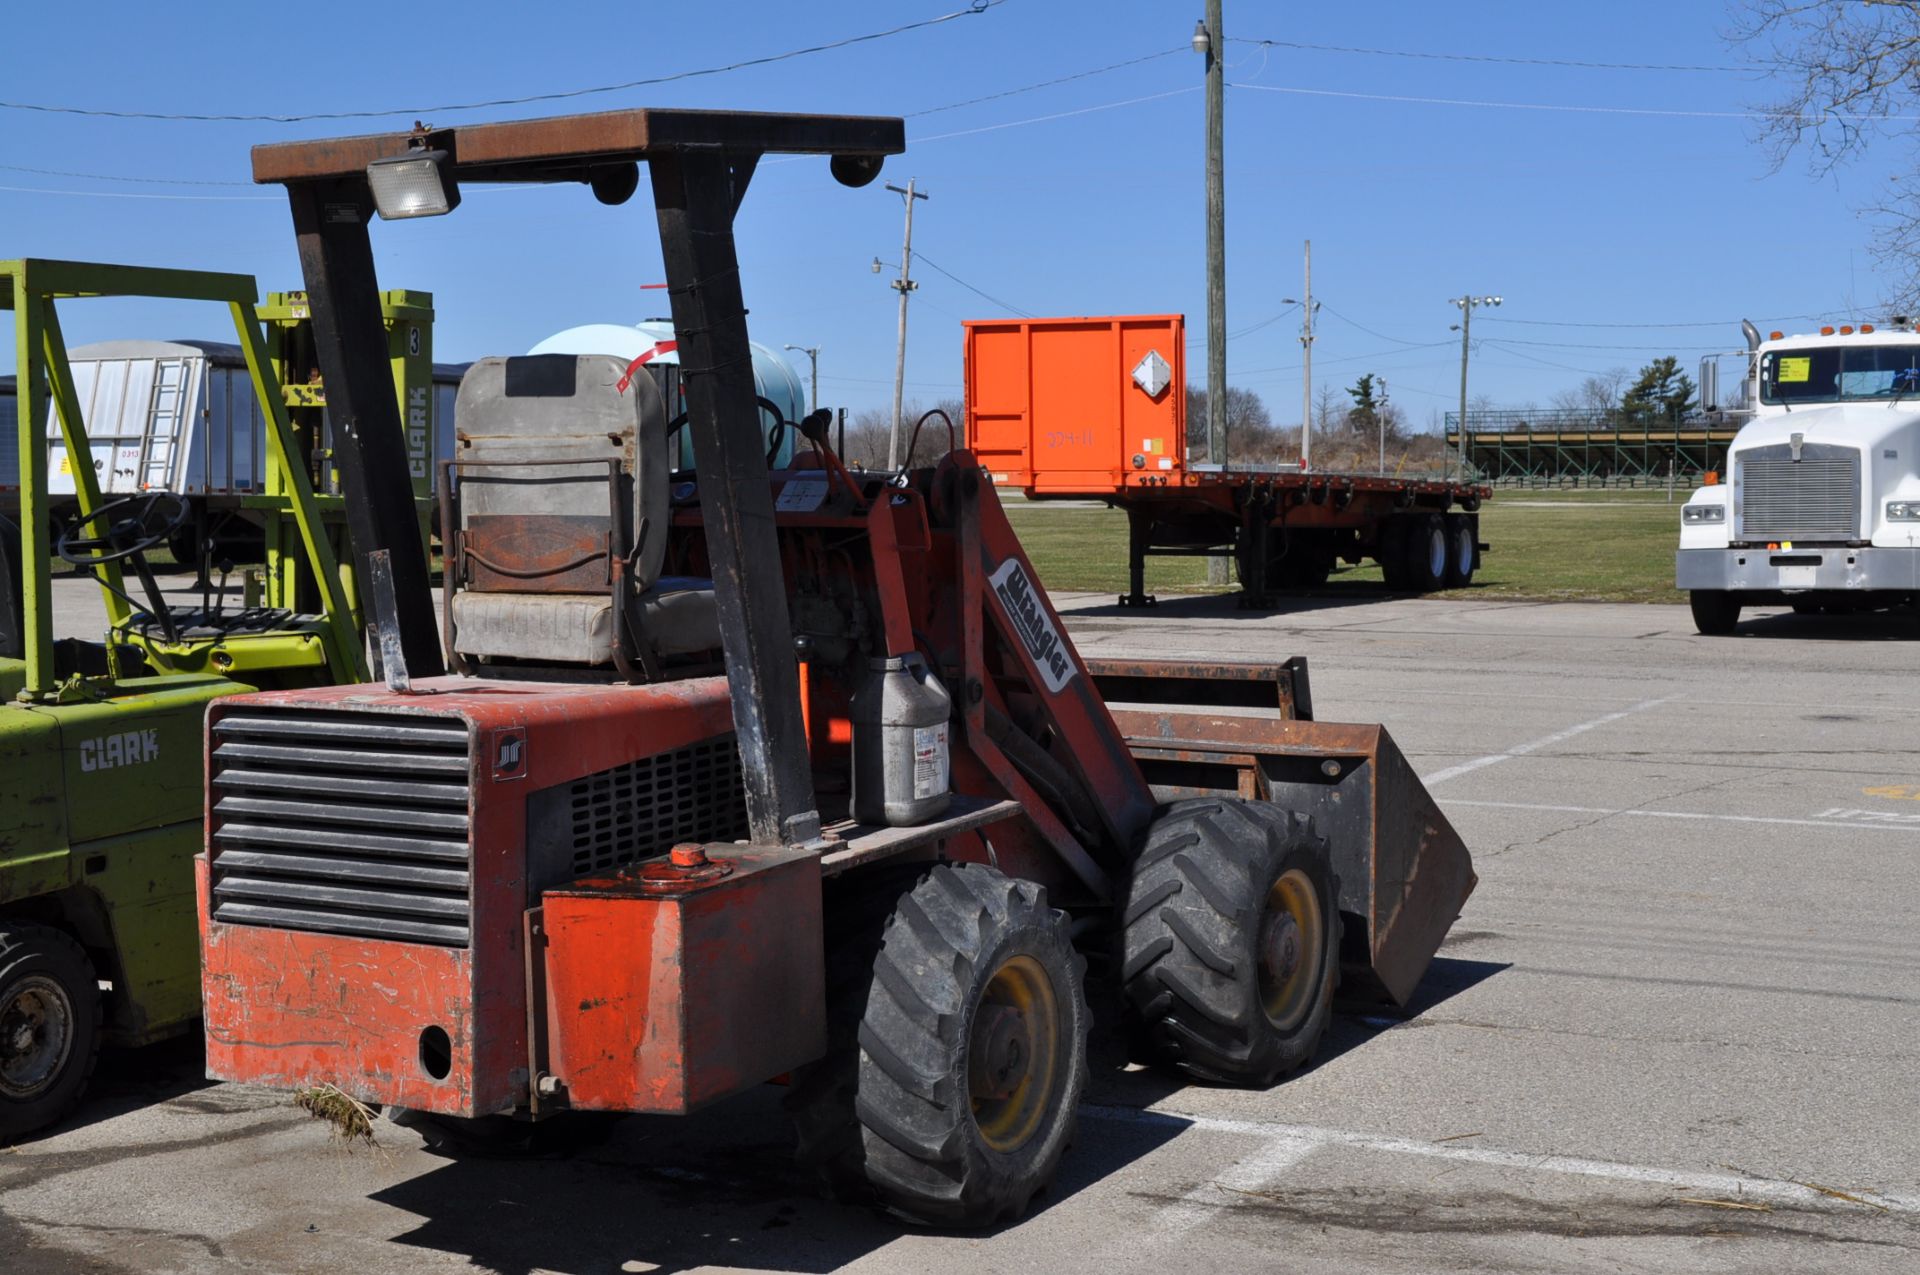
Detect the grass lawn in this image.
<box><xmin>1004</xmin><ymin>488</ymin><xmax>1689</xmax><ymax>605</ymax></box>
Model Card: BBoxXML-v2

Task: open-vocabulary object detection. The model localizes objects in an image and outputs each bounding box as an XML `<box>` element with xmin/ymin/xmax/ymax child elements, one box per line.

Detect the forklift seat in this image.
<box><xmin>446</xmin><ymin>354</ymin><xmax>719</xmax><ymax>669</ymax></box>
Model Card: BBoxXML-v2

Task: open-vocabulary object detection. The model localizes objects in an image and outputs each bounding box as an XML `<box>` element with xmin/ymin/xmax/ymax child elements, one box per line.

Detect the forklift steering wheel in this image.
<box><xmin>56</xmin><ymin>492</ymin><xmax>191</xmax><ymax>567</ymax></box>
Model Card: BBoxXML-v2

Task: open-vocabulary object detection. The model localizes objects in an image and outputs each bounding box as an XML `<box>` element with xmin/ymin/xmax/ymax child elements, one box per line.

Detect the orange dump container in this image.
<box><xmin>964</xmin><ymin>315</ymin><xmax>1186</xmax><ymax>495</ymax></box>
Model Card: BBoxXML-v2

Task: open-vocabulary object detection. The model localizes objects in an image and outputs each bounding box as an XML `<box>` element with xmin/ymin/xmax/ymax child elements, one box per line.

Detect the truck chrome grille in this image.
<box><xmin>1735</xmin><ymin>443</ymin><xmax>1861</xmax><ymax>542</ymax></box>
<box><xmin>209</xmin><ymin>710</ymin><xmax>472</xmax><ymax>946</ymax></box>
<box><xmin>568</xmin><ymin>736</ymin><xmax>747</xmax><ymax>876</ymax></box>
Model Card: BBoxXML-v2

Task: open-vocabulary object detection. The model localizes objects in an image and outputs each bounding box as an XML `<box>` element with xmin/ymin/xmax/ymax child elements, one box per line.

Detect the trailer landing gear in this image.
<box><xmin>1123</xmin><ymin>800</ymin><xmax>1340</xmax><ymax>1086</ymax></box>
<box><xmin>789</xmin><ymin>862</ymin><xmax>1090</xmax><ymax>1227</ymax></box>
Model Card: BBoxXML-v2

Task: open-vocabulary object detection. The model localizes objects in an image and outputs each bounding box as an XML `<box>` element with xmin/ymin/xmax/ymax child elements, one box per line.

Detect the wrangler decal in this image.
<box><xmin>989</xmin><ymin>558</ymin><xmax>1076</xmax><ymax>694</ymax></box>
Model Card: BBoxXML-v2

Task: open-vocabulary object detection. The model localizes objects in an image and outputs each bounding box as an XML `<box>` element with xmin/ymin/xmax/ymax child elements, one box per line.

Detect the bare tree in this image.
<box><xmin>1184</xmin><ymin>385</ymin><xmax>1275</xmax><ymax>462</ymax></box>
<box><xmin>1732</xmin><ymin>2</ymin><xmax>1920</xmax><ymax>305</ymax></box>
<box><xmin>839</xmin><ymin>397</ymin><xmax>965</xmax><ymax>470</ymax></box>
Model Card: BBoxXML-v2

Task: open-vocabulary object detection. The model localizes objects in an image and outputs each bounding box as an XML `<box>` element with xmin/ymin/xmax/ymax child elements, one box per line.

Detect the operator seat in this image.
<box><xmin>446</xmin><ymin>354</ymin><xmax>718</xmax><ymax>676</ymax></box>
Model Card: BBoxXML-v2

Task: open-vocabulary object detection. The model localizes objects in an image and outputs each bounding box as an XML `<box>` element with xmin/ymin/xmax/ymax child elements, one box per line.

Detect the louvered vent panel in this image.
<box><xmin>209</xmin><ymin>710</ymin><xmax>472</xmax><ymax>946</ymax></box>
<box><xmin>568</xmin><ymin>736</ymin><xmax>748</xmax><ymax>876</ymax></box>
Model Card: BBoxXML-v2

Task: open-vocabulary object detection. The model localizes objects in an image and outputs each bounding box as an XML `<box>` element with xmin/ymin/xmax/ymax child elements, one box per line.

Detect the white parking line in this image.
<box><xmin>1446</xmin><ymin>799</ymin><xmax>1920</xmax><ymax>835</ymax></box>
<box><xmin>1154</xmin><ymin>1134</ymin><xmax>1319</xmax><ymax>1235</ymax></box>
<box><xmin>1087</xmin><ymin>1104</ymin><xmax>1920</xmax><ymax>1213</ymax></box>
<box><xmin>1420</xmin><ymin>695</ymin><xmax>1679</xmax><ymax>786</ymax></box>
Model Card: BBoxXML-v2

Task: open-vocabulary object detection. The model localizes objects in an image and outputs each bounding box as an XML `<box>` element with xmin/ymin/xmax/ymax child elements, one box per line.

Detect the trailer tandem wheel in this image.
<box><xmin>1443</xmin><ymin>513</ymin><xmax>1477</xmax><ymax>588</ymax></box>
<box><xmin>787</xmin><ymin>861</ymin><xmax>1089</xmax><ymax>1227</ymax></box>
<box><xmin>1122</xmin><ymin>800</ymin><xmax>1340</xmax><ymax>1086</ymax></box>
<box><xmin>1401</xmin><ymin>513</ymin><xmax>1450</xmax><ymax>593</ymax></box>
<box><xmin>0</xmin><ymin>923</ymin><xmax>102</xmax><ymax>1142</ymax></box>
<box><xmin>1377</xmin><ymin>516</ymin><xmax>1412</xmax><ymax>591</ymax></box>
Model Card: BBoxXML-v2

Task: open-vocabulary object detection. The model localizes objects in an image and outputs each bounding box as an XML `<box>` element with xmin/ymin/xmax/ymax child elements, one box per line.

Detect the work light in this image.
<box><xmin>367</xmin><ymin>149</ymin><xmax>460</xmax><ymax>219</ymax></box>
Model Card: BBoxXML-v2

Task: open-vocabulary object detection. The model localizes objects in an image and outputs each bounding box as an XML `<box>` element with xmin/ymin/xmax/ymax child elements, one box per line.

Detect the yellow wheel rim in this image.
<box><xmin>968</xmin><ymin>955</ymin><xmax>1060</xmax><ymax>1154</ymax></box>
<box><xmin>1258</xmin><ymin>869</ymin><xmax>1325</xmax><ymax>1032</ymax></box>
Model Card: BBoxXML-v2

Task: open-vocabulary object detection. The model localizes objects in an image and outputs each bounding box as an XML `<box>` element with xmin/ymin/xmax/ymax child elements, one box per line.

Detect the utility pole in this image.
<box><xmin>784</xmin><ymin>344</ymin><xmax>820</xmax><ymax>413</ymax></box>
<box><xmin>1194</xmin><ymin>7</ymin><xmax>1227</xmax><ymax>581</ymax></box>
<box><xmin>886</xmin><ymin>179</ymin><xmax>927</xmax><ymax>469</ymax></box>
<box><xmin>1281</xmin><ymin>258</ymin><xmax>1320</xmax><ymax>471</ymax></box>
<box><xmin>1378</xmin><ymin>376</ymin><xmax>1387</xmax><ymax>475</ymax></box>
<box><xmin>1449</xmin><ymin>293</ymin><xmax>1501</xmax><ymax>481</ymax></box>
<box><xmin>1300</xmin><ymin>240</ymin><xmax>1314</xmax><ymax>469</ymax></box>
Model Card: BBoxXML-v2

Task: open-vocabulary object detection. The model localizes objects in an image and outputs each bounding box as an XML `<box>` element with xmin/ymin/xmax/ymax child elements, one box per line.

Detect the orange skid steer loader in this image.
<box><xmin>197</xmin><ymin>107</ymin><xmax>1473</xmax><ymax>1227</ymax></box>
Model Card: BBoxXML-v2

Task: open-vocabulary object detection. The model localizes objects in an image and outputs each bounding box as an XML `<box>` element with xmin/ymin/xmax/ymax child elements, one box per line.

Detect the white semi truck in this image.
<box><xmin>1677</xmin><ymin>319</ymin><xmax>1920</xmax><ymax>633</ymax></box>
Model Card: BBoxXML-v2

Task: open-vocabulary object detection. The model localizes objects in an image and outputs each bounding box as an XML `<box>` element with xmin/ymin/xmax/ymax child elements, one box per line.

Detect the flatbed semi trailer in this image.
<box><xmin>964</xmin><ymin>315</ymin><xmax>1490</xmax><ymax>605</ymax></box>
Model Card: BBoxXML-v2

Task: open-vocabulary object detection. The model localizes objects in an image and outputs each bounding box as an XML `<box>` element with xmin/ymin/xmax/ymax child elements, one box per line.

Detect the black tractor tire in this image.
<box><xmin>787</xmin><ymin>861</ymin><xmax>1090</xmax><ymax>1228</ymax></box>
<box><xmin>0</xmin><ymin>923</ymin><xmax>102</xmax><ymax>1143</ymax></box>
<box><xmin>1400</xmin><ymin>513</ymin><xmax>1449</xmax><ymax>593</ymax></box>
<box><xmin>1123</xmin><ymin>800</ymin><xmax>1340</xmax><ymax>1087</ymax></box>
<box><xmin>1690</xmin><ymin>590</ymin><xmax>1742</xmax><ymax>635</ymax></box>
<box><xmin>1442</xmin><ymin>513</ymin><xmax>1477</xmax><ymax>588</ymax></box>
<box><xmin>1376</xmin><ymin>516</ymin><xmax>1411</xmax><ymax>591</ymax></box>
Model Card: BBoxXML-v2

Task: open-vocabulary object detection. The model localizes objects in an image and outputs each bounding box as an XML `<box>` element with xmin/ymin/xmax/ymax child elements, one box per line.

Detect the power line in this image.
<box><xmin>913</xmin><ymin>86</ymin><xmax>1197</xmax><ymax>144</ymax></box>
<box><xmin>6</xmin><ymin>78</ymin><xmax>1196</xmax><ymax>200</ymax></box>
<box><xmin>0</xmin><ymin>1</ymin><xmax>1004</xmax><ymax>122</ymax></box>
<box><xmin>910</xmin><ymin>250</ymin><xmax>1034</xmax><ymax>318</ymax></box>
<box><xmin>1480</xmin><ymin>313</ymin><xmax>1828</xmax><ymax>330</ymax></box>
<box><xmin>1489</xmin><ymin>336</ymin><xmax>1735</xmax><ymax>352</ymax></box>
<box><xmin>0</xmin><ymin>183</ymin><xmax>274</xmax><ymax>202</ymax></box>
<box><xmin>0</xmin><ymin>162</ymin><xmax>251</xmax><ymax>187</ymax></box>
<box><xmin>1318</xmin><ymin>303</ymin><xmax>1433</xmax><ymax>347</ymax></box>
<box><xmin>1228</xmin><ymin>81</ymin><xmax>1920</xmax><ymax>123</ymax></box>
<box><xmin>907</xmin><ymin>48</ymin><xmax>1182</xmax><ymax>118</ymax></box>
<box><xmin>1480</xmin><ymin>340</ymin><xmax>1625</xmax><ymax>375</ymax></box>
<box><xmin>1234</xmin><ymin>340</ymin><xmax>1456</xmax><ymax>377</ymax></box>
<box><xmin>1229</xmin><ymin>36</ymin><xmax>1763</xmax><ymax>75</ymax></box>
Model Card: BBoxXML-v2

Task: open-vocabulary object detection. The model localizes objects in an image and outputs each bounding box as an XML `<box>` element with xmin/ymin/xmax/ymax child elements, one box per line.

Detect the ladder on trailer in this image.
<box><xmin>137</xmin><ymin>357</ymin><xmax>191</xmax><ymax>491</ymax></box>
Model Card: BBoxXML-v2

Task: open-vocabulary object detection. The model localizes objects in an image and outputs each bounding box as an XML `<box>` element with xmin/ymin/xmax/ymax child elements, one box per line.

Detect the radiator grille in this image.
<box><xmin>1736</xmin><ymin>444</ymin><xmax>1861</xmax><ymax>542</ymax></box>
<box><xmin>208</xmin><ymin>709</ymin><xmax>472</xmax><ymax>946</ymax></box>
<box><xmin>568</xmin><ymin>736</ymin><xmax>748</xmax><ymax>876</ymax></box>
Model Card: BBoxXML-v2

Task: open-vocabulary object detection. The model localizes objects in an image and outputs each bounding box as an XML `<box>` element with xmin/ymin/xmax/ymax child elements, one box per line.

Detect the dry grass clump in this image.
<box><xmin>293</xmin><ymin>1083</ymin><xmax>379</xmax><ymax>1150</ymax></box>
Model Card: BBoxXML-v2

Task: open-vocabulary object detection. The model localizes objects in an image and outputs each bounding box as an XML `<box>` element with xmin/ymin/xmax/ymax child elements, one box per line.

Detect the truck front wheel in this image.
<box><xmin>1689</xmin><ymin>590</ymin><xmax>1742</xmax><ymax>636</ymax></box>
<box><xmin>0</xmin><ymin>923</ymin><xmax>102</xmax><ymax>1143</ymax></box>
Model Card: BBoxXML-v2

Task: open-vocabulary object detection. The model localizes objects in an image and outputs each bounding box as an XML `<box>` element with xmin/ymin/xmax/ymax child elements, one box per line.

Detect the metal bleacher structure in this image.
<box><xmin>1443</xmin><ymin>407</ymin><xmax>1750</xmax><ymax>488</ymax></box>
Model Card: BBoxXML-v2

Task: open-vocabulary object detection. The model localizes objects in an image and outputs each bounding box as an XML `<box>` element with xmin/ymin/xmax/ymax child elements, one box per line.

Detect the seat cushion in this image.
<box><xmin>451</xmin><ymin>580</ymin><xmax>719</xmax><ymax>665</ymax></box>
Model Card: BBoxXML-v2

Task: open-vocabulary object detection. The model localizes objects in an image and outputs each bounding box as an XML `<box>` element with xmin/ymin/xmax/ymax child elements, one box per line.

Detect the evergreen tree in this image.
<box><xmin>1621</xmin><ymin>357</ymin><xmax>1697</xmax><ymax>424</ymax></box>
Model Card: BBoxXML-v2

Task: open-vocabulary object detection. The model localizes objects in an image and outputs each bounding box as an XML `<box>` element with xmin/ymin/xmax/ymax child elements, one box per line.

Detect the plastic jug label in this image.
<box><xmin>913</xmin><ymin>722</ymin><xmax>949</xmax><ymax>799</ymax></box>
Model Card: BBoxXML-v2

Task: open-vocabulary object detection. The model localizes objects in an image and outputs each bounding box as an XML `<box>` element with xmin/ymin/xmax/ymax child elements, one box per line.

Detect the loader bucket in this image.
<box><xmin>1255</xmin><ymin>721</ymin><xmax>1476</xmax><ymax>1005</ymax></box>
<box><xmin>1106</xmin><ymin>708</ymin><xmax>1477</xmax><ymax>1007</ymax></box>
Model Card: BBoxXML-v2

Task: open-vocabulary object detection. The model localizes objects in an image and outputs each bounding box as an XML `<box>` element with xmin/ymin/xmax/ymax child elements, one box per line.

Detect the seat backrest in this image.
<box><xmin>453</xmin><ymin>354</ymin><xmax>669</xmax><ymax>594</ymax></box>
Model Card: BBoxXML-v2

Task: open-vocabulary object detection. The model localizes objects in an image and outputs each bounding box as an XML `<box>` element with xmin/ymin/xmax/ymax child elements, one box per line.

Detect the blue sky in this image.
<box><xmin>0</xmin><ymin>1</ymin><xmax>1897</xmax><ymax>429</ymax></box>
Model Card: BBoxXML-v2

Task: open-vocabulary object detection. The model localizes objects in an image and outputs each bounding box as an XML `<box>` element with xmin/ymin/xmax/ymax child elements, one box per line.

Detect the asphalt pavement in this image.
<box><xmin>5</xmin><ymin>583</ymin><xmax>1918</xmax><ymax>1273</ymax></box>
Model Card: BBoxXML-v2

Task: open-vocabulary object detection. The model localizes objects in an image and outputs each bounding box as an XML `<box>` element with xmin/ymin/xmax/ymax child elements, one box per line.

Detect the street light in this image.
<box><xmin>1191</xmin><ymin>18</ymin><xmax>1211</xmax><ymax>56</ymax></box>
<box><xmin>1449</xmin><ymin>294</ymin><xmax>1502</xmax><ymax>481</ymax></box>
<box><xmin>784</xmin><ymin>344</ymin><xmax>820</xmax><ymax>414</ymax></box>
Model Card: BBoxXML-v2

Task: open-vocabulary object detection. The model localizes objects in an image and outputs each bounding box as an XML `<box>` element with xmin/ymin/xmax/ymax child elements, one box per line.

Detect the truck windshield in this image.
<box><xmin>1760</xmin><ymin>345</ymin><xmax>1920</xmax><ymax>405</ymax></box>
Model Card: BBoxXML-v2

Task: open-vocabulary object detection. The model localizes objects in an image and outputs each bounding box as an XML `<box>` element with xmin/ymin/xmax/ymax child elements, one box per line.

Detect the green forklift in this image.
<box><xmin>0</xmin><ymin>260</ymin><xmax>379</xmax><ymax>1141</ymax></box>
